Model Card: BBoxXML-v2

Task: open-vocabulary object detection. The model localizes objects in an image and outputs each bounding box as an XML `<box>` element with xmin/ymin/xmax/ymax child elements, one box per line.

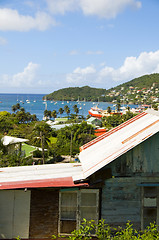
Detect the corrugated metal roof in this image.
<box><xmin>0</xmin><ymin>163</ymin><xmax>86</xmax><ymax>189</ymax></box>
<box><xmin>74</xmin><ymin>109</ymin><xmax>159</xmax><ymax>181</ymax></box>
<box><xmin>2</xmin><ymin>136</ymin><xmax>28</xmax><ymax>146</ymax></box>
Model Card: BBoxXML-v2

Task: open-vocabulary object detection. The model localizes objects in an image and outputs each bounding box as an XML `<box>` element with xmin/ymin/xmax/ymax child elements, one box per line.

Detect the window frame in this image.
<box><xmin>58</xmin><ymin>188</ymin><xmax>99</xmax><ymax>235</ymax></box>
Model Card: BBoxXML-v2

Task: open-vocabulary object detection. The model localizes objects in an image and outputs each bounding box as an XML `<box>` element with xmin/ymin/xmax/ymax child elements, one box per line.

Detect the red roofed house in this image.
<box><xmin>0</xmin><ymin>109</ymin><xmax>159</xmax><ymax>239</ymax></box>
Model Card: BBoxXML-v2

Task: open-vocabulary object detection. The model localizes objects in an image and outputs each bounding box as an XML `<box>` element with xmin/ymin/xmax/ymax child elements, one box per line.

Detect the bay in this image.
<box><xmin>0</xmin><ymin>93</ymin><xmax>138</xmax><ymax>121</ymax></box>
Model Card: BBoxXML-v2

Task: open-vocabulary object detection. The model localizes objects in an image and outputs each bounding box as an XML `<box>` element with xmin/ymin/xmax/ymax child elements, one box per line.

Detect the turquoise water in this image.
<box><xmin>0</xmin><ymin>93</ymin><xmax>137</xmax><ymax>121</ymax></box>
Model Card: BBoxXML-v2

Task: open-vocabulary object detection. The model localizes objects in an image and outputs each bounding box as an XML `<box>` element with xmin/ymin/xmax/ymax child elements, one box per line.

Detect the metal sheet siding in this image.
<box><xmin>76</xmin><ymin>110</ymin><xmax>159</xmax><ymax>180</ymax></box>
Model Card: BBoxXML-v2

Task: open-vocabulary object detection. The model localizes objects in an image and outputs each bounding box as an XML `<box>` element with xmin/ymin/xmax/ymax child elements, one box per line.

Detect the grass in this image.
<box><xmin>22</xmin><ymin>143</ymin><xmax>36</xmax><ymax>157</ymax></box>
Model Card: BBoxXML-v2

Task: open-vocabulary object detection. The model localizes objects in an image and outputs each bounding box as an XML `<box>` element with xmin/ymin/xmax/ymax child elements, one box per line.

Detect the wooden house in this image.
<box><xmin>0</xmin><ymin>109</ymin><xmax>159</xmax><ymax>239</ymax></box>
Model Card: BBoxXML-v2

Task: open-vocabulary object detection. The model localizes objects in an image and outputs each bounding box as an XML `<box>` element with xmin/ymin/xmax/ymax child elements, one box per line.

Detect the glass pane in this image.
<box><xmin>144</xmin><ymin>187</ymin><xmax>157</xmax><ymax>198</ymax></box>
<box><xmin>80</xmin><ymin>206</ymin><xmax>97</xmax><ymax>221</ymax></box>
<box><xmin>60</xmin><ymin>220</ymin><xmax>76</xmax><ymax>234</ymax></box>
<box><xmin>143</xmin><ymin>207</ymin><xmax>157</xmax><ymax>228</ymax></box>
<box><xmin>81</xmin><ymin>193</ymin><xmax>96</xmax><ymax>206</ymax></box>
<box><xmin>61</xmin><ymin>192</ymin><xmax>77</xmax><ymax>207</ymax></box>
<box><xmin>61</xmin><ymin>207</ymin><xmax>76</xmax><ymax>220</ymax></box>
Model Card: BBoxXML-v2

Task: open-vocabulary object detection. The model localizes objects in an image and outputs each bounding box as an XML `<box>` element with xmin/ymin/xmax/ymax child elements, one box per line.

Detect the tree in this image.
<box><xmin>59</xmin><ymin>107</ymin><xmax>64</xmax><ymax>116</ymax></box>
<box><xmin>64</xmin><ymin>105</ymin><xmax>70</xmax><ymax>118</ymax></box>
<box><xmin>12</xmin><ymin>105</ymin><xmax>17</xmax><ymax>113</ymax></box>
<box><xmin>44</xmin><ymin>110</ymin><xmax>52</xmax><ymax>119</ymax></box>
<box><xmin>116</xmin><ymin>103</ymin><xmax>121</xmax><ymax>113</ymax></box>
<box><xmin>52</xmin><ymin>110</ymin><xmax>57</xmax><ymax>119</ymax></box>
<box><xmin>107</xmin><ymin>106</ymin><xmax>111</xmax><ymax>114</ymax></box>
<box><xmin>73</xmin><ymin>104</ymin><xmax>79</xmax><ymax>116</ymax></box>
<box><xmin>33</xmin><ymin>122</ymin><xmax>52</xmax><ymax>164</ymax></box>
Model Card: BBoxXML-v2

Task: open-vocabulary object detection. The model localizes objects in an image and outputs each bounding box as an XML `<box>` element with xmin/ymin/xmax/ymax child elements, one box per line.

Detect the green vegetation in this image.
<box><xmin>44</xmin><ymin>86</ymin><xmax>107</xmax><ymax>102</ymax></box>
<box><xmin>43</xmin><ymin>74</ymin><xmax>159</xmax><ymax>105</ymax></box>
<box><xmin>0</xmin><ymin>103</ymin><xmax>137</xmax><ymax>167</ymax></box>
<box><xmin>22</xmin><ymin>143</ymin><xmax>36</xmax><ymax>157</ymax></box>
<box><xmin>102</xmin><ymin>111</ymin><xmax>136</xmax><ymax>130</ymax></box>
<box><xmin>68</xmin><ymin>219</ymin><xmax>159</xmax><ymax>240</ymax></box>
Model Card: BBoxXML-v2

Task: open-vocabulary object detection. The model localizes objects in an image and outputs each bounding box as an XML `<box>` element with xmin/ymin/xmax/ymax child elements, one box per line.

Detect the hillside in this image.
<box><xmin>105</xmin><ymin>73</ymin><xmax>159</xmax><ymax>104</ymax></box>
<box><xmin>44</xmin><ymin>74</ymin><xmax>159</xmax><ymax>104</ymax></box>
<box><xmin>44</xmin><ymin>86</ymin><xmax>107</xmax><ymax>102</ymax></box>
<box><xmin>109</xmin><ymin>73</ymin><xmax>159</xmax><ymax>92</ymax></box>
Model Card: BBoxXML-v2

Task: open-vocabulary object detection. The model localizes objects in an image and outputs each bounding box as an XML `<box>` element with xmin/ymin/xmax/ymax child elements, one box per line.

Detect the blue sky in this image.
<box><xmin>0</xmin><ymin>0</ymin><xmax>159</xmax><ymax>94</ymax></box>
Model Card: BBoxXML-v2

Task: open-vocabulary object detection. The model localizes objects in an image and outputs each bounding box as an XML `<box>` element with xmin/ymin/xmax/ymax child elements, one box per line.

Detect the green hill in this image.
<box><xmin>109</xmin><ymin>73</ymin><xmax>159</xmax><ymax>92</ymax></box>
<box><xmin>44</xmin><ymin>74</ymin><xmax>159</xmax><ymax>104</ymax></box>
<box><xmin>44</xmin><ymin>86</ymin><xmax>107</xmax><ymax>102</ymax></box>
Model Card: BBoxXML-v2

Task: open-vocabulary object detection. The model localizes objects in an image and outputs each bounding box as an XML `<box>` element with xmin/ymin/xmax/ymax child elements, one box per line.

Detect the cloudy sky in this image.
<box><xmin>0</xmin><ymin>0</ymin><xmax>159</xmax><ymax>93</ymax></box>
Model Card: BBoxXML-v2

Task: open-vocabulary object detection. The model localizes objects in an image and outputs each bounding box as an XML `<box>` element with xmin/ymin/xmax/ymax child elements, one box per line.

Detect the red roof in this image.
<box><xmin>0</xmin><ymin>177</ymin><xmax>88</xmax><ymax>190</ymax></box>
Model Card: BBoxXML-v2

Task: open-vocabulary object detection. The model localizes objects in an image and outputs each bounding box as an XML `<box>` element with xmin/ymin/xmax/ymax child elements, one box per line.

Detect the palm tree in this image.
<box><xmin>107</xmin><ymin>106</ymin><xmax>111</xmax><ymax>114</ymax></box>
<box><xmin>59</xmin><ymin>107</ymin><xmax>64</xmax><ymax>116</ymax></box>
<box><xmin>64</xmin><ymin>106</ymin><xmax>70</xmax><ymax>118</ymax></box>
<box><xmin>12</xmin><ymin>105</ymin><xmax>17</xmax><ymax>113</ymax></box>
<box><xmin>33</xmin><ymin>122</ymin><xmax>51</xmax><ymax>164</ymax></box>
<box><xmin>116</xmin><ymin>103</ymin><xmax>121</xmax><ymax>113</ymax></box>
<box><xmin>73</xmin><ymin>104</ymin><xmax>79</xmax><ymax>116</ymax></box>
<box><xmin>52</xmin><ymin>110</ymin><xmax>57</xmax><ymax>119</ymax></box>
<box><xmin>16</xmin><ymin>103</ymin><xmax>21</xmax><ymax>110</ymax></box>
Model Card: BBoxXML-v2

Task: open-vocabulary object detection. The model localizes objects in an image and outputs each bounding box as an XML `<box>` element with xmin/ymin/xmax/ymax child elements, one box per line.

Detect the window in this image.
<box><xmin>142</xmin><ymin>186</ymin><xmax>159</xmax><ymax>229</ymax></box>
<box><xmin>59</xmin><ymin>189</ymin><xmax>99</xmax><ymax>235</ymax></box>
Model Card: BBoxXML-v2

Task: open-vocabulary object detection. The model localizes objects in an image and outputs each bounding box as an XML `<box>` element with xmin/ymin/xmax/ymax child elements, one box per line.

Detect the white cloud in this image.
<box><xmin>46</xmin><ymin>0</ymin><xmax>141</xmax><ymax>18</ymax></box>
<box><xmin>12</xmin><ymin>62</ymin><xmax>39</xmax><ymax>87</ymax></box>
<box><xmin>99</xmin><ymin>50</ymin><xmax>159</xmax><ymax>82</ymax></box>
<box><xmin>66</xmin><ymin>65</ymin><xmax>96</xmax><ymax>83</ymax></box>
<box><xmin>0</xmin><ymin>8</ymin><xmax>56</xmax><ymax>31</ymax></box>
<box><xmin>46</xmin><ymin>0</ymin><xmax>78</xmax><ymax>15</ymax></box>
<box><xmin>79</xmin><ymin>0</ymin><xmax>141</xmax><ymax>18</ymax></box>
<box><xmin>86</xmin><ymin>51</ymin><xmax>103</xmax><ymax>55</ymax></box>
<box><xmin>1</xmin><ymin>62</ymin><xmax>39</xmax><ymax>88</ymax></box>
<box><xmin>69</xmin><ymin>50</ymin><xmax>79</xmax><ymax>55</ymax></box>
<box><xmin>66</xmin><ymin>50</ymin><xmax>159</xmax><ymax>88</ymax></box>
<box><xmin>0</xmin><ymin>37</ymin><xmax>7</xmax><ymax>45</ymax></box>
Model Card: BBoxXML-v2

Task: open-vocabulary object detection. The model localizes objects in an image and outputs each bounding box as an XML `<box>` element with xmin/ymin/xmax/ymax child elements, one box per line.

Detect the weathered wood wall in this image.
<box><xmin>102</xmin><ymin>177</ymin><xmax>141</xmax><ymax>229</ymax></box>
<box><xmin>101</xmin><ymin>132</ymin><xmax>159</xmax><ymax>229</ymax></box>
<box><xmin>109</xmin><ymin>132</ymin><xmax>159</xmax><ymax>176</ymax></box>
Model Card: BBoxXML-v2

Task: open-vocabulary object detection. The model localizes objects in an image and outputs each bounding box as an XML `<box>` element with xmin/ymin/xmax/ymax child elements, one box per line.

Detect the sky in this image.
<box><xmin>0</xmin><ymin>0</ymin><xmax>159</xmax><ymax>94</ymax></box>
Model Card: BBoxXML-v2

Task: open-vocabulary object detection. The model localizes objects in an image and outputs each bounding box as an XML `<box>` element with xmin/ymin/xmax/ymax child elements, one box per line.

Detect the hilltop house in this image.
<box><xmin>0</xmin><ymin>109</ymin><xmax>159</xmax><ymax>239</ymax></box>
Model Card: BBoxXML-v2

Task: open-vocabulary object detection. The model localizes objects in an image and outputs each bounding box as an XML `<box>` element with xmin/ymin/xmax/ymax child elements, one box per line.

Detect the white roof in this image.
<box><xmin>0</xmin><ymin>163</ymin><xmax>83</xmax><ymax>183</ymax></box>
<box><xmin>74</xmin><ymin>109</ymin><xmax>159</xmax><ymax>181</ymax></box>
<box><xmin>2</xmin><ymin>136</ymin><xmax>28</xmax><ymax>146</ymax></box>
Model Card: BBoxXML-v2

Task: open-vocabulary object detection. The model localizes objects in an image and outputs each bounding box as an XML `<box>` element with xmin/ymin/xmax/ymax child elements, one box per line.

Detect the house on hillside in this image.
<box><xmin>0</xmin><ymin>109</ymin><xmax>159</xmax><ymax>239</ymax></box>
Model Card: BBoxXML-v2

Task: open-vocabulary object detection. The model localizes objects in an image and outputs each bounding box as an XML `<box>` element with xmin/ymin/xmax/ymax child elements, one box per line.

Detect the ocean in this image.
<box><xmin>0</xmin><ymin>93</ymin><xmax>137</xmax><ymax>121</ymax></box>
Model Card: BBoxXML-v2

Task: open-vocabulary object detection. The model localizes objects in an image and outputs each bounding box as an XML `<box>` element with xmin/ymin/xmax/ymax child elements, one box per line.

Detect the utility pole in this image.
<box><xmin>70</xmin><ymin>131</ymin><xmax>72</xmax><ymax>161</ymax></box>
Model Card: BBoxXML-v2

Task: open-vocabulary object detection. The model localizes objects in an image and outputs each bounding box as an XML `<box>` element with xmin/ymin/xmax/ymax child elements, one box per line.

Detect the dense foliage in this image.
<box><xmin>51</xmin><ymin>122</ymin><xmax>95</xmax><ymax>156</ymax></box>
<box><xmin>44</xmin><ymin>86</ymin><xmax>107</xmax><ymax>101</ymax></box>
<box><xmin>65</xmin><ymin>219</ymin><xmax>159</xmax><ymax>240</ymax></box>
<box><xmin>102</xmin><ymin>111</ymin><xmax>136</xmax><ymax>130</ymax></box>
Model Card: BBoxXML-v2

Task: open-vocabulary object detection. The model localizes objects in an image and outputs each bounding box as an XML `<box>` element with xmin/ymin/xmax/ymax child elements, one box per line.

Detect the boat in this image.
<box><xmin>88</xmin><ymin>106</ymin><xmax>123</xmax><ymax>118</ymax></box>
<box><xmin>88</xmin><ymin>106</ymin><xmax>103</xmax><ymax>118</ymax></box>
